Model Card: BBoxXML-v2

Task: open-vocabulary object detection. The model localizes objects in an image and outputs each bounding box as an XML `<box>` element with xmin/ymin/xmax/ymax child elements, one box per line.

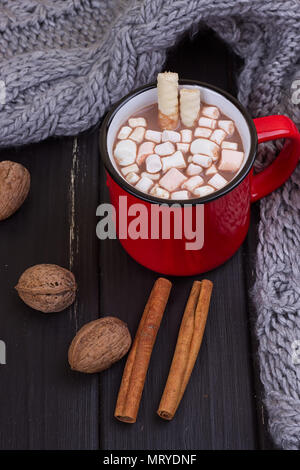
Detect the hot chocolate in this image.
<box><xmin>112</xmin><ymin>72</ymin><xmax>245</xmax><ymax>200</ymax></box>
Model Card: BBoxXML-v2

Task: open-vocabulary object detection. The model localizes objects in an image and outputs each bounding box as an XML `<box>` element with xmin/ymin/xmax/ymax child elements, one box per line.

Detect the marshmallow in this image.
<box><xmin>114</xmin><ymin>139</ymin><xmax>137</xmax><ymax>166</ymax></box>
<box><xmin>142</xmin><ymin>172</ymin><xmax>160</xmax><ymax>181</ymax></box>
<box><xmin>146</xmin><ymin>154</ymin><xmax>162</xmax><ymax>173</ymax></box>
<box><xmin>202</xmin><ymin>106</ymin><xmax>220</xmax><ymax>119</ymax></box>
<box><xmin>159</xmin><ymin>168</ymin><xmax>187</xmax><ymax>192</ymax></box>
<box><xmin>192</xmin><ymin>154</ymin><xmax>213</xmax><ymax>168</ymax></box>
<box><xmin>137</xmin><ymin>141</ymin><xmax>155</xmax><ymax>165</ymax></box>
<box><xmin>118</xmin><ymin>126</ymin><xmax>132</xmax><ymax>140</ymax></box>
<box><xmin>126</xmin><ymin>172</ymin><xmax>140</xmax><ymax>185</ymax></box>
<box><xmin>198</xmin><ymin>117</ymin><xmax>217</xmax><ymax>129</ymax></box>
<box><xmin>171</xmin><ymin>190</ymin><xmax>189</xmax><ymax>200</ymax></box>
<box><xmin>193</xmin><ymin>185</ymin><xmax>215</xmax><ymax>197</ymax></box>
<box><xmin>157</xmin><ymin>72</ymin><xmax>179</xmax><ymax>130</ymax></box>
<box><xmin>208</xmin><ymin>173</ymin><xmax>228</xmax><ymax>190</ymax></box>
<box><xmin>194</xmin><ymin>127</ymin><xmax>212</xmax><ymax>138</ymax></box>
<box><xmin>222</xmin><ymin>141</ymin><xmax>238</xmax><ymax>150</ymax></box>
<box><xmin>186</xmin><ymin>163</ymin><xmax>203</xmax><ymax>176</ymax></box>
<box><xmin>145</xmin><ymin>130</ymin><xmax>162</xmax><ymax>143</ymax></box>
<box><xmin>135</xmin><ymin>176</ymin><xmax>154</xmax><ymax>193</ymax></box>
<box><xmin>130</xmin><ymin>126</ymin><xmax>145</xmax><ymax>143</ymax></box>
<box><xmin>190</xmin><ymin>138</ymin><xmax>220</xmax><ymax>159</ymax></box>
<box><xmin>182</xmin><ymin>175</ymin><xmax>204</xmax><ymax>192</ymax></box>
<box><xmin>210</xmin><ymin>129</ymin><xmax>226</xmax><ymax>145</ymax></box>
<box><xmin>150</xmin><ymin>185</ymin><xmax>170</xmax><ymax>199</ymax></box>
<box><xmin>180</xmin><ymin>88</ymin><xmax>201</xmax><ymax>127</ymax></box>
<box><xmin>121</xmin><ymin>163</ymin><xmax>139</xmax><ymax>176</ymax></box>
<box><xmin>218</xmin><ymin>149</ymin><xmax>244</xmax><ymax>172</ymax></box>
<box><xmin>205</xmin><ymin>164</ymin><xmax>217</xmax><ymax>176</ymax></box>
<box><xmin>180</xmin><ymin>129</ymin><xmax>192</xmax><ymax>143</ymax></box>
<box><xmin>218</xmin><ymin>120</ymin><xmax>235</xmax><ymax>135</ymax></box>
<box><xmin>162</xmin><ymin>130</ymin><xmax>181</xmax><ymax>143</ymax></box>
<box><xmin>128</xmin><ymin>117</ymin><xmax>147</xmax><ymax>128</ymax></box>
<box><xmin>176</xmin><ymin>143</ymin><xmax>190</xmax><ymax>153</ymax></box>
<box><xmin>162</xmin><ymin>151</ymin><xmax>186</xmax><ymax>172</ymax></box>
<box><xmin>155</xmin><ymin>141</ymin><xmax>175</xmax><ymax>156</ymax></box>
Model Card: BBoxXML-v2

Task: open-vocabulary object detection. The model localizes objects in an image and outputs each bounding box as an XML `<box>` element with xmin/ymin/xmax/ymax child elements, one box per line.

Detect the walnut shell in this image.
<box><xmin>0</xmin><ymin>161</ymin><xmax>31</xmax><ymax>221</ymax></box>
<box><xmin>15</xmin><ymin>264</ymin><xmax>77</xmax><ymax>313</ymax></box>
<box><xmin>68</xmin><ymin>317</ymin><xmax>132</xmax><ymax>373</ymax></box>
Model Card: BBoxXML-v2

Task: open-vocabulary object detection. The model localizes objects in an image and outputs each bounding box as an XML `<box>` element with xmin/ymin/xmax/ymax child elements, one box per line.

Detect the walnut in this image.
<box><xmin>0</xmin><ymin>161</ymin><xmax>30</xmax><ymax>221</ymax></box>
<box><xmin>15</xmin><ymin>264</ymin><xmax>77</xmax><ymax>313</ymax></box>
<box><xmin>68</xmin><ymin>317</ymin><xmax>132</xmax><ymax>373</ymax></box>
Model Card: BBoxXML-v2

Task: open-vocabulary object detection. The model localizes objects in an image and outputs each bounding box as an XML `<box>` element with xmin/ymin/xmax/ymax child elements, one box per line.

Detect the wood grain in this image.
<box><xmin>0</xmin><ymin>30</ymin><xmax>273</xmax><ymax>450</ymax></box>
<box><xmin>0</xmin><ymin>135</ymin><xmax>100</xmax><ymax>449</ymax></box>
<box><xmin>99</xmin><ymin>31</ymin><xmax>259</xmax><ymax>450</ymax></box>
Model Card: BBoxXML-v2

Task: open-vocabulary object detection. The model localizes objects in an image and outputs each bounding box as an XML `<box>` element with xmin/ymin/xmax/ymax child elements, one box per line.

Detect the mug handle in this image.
<box><xmin>251</xmin><ymin>115</ymin><xmax>300</xmax><ymax>202</ymax></box>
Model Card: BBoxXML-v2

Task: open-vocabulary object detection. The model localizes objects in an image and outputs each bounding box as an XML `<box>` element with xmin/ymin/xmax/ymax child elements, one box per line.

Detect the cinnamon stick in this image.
<box><xmin>115</xmin><ymin>277</ymin><xmax>172</xmax><ymax>423</ymax></box>
<box><xmin>157</xmin><ymin>280</ymin><xmax>213</xmax><ymax>420</ymax></box>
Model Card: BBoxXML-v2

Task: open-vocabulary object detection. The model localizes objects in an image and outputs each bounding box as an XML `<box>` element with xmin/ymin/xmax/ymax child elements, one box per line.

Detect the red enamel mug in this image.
<box><xmin>99</xmin><ymin>81</ymin><xmax>300</xmax><ymax>276</ymax></box>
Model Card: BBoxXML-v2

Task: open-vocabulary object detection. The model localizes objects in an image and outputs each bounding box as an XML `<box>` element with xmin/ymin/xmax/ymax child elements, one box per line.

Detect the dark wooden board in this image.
<box><xmin>0</xmin><ymin>135</ymin><xmax>100</xmax><ymax>449</ymax></box>
<box><xmin>0</xmin><ymin>30</ymin><xmax>273</xmax><ymax>450</ymax></box>
<box><xmin>99</xmin><ymin>32</ymin><xmax>259</xmax><ymax>450</ymax></box>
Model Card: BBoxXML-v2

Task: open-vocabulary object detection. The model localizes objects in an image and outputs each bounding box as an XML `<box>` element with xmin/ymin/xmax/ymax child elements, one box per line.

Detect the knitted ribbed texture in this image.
<box><xmin>0</xmin><ymin>0</ymin><xmax>299</xmax><ymax>449</ymax></box>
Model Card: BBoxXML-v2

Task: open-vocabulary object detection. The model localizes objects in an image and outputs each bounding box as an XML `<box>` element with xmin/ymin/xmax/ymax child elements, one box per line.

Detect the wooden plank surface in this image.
<box><xmin>99</xmin><ymin>32</ymin><xmax>259</xmax><ymax>450</ymax></box>
<box><xmin>0</xmin><ymin>136</ymin><xmax>100</xmax><ymax>449</ymax></box>
<box><xmin>0</xmin><ymin>30</ymin><xmax>272</xmax><ymax>450</ymax></box>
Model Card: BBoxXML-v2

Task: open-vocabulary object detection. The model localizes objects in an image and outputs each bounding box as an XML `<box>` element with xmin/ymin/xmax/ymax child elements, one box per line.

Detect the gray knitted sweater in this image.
<box><xmin>0</xmin><ymin>0</ymin><xmax>299</xmax><ymax>450</ymax></box>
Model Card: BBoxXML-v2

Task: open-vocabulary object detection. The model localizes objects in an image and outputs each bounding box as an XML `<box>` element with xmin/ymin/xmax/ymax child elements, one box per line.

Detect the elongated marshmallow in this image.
<box><xmin>121</xmin><ymin>163</ymin><xmax>139</xmax><ymax>176</ymax></box>
<box><xmin>218</xmin><ymin>120</ymin><xmax>235</xmax><ymax>135</ymax></box>
<box><xmin>146</xmin><ymin>154</ymin><xmax>162</xmax><ymax>173</ymax></box>
<box><xmin>135</xmin><ymin>176</ymin><xmax>154</xmax><ymax>193</ymax></box>
<box><xmin>208</xmin><ymin>173</ymin><xmax>228</xmax><ymax>190</ymax></box>
<box><xmin>180</xmin><ymin>129</ymin><xmax>192</xmax><ymax>143</ymax></box>
<box><xmin>218</xmin><ymin>149</ymin><xmax>244</xmax><ymax>172</ymax></box>
<box><xmin>192</xmin><ymin>154</ymin><xmax>213</xmax><ymax>168</ymax></box>
<box><xmin>194</xmin><ymin>127</ymin><xmax>212</xmax><ymax>138</ymax></box>
<box><xmin>187</xmin><ymin>163</ymin><xmax>203</xmax><ymax>176</ymax></box>
<box><xmin>155</xmin><ymin>141</ymin><xmax>175</xmax><ymax>156</ymax></box>
<box><xmin>205</xmin><ymin>164</ymin><xmax>217</xmax><ymax>176</ymax></box>
<box><xmin>157</xmin><ymin>72</ymin><xmax>179</xmax><ymax>130</ymax></box>
<box><xmin>118</xmin><ymin>126</ymin><xmax>132</xmax><ymax>140</ymax></box>
<box><xmin>180</xmin><ymin>88</ymin><xmax>201</xmax><ymax>127</ymax></box>
<box><xmin>190</xmin><ymin>138</ymin><xmax>219</xmax><ymax>159</ymax></box>
<box><xmin>222</xmin><ymin>141</ymin><xmax>238</xmax><ymax>150</ymax></box>
<box><xmin>210</xmin><ymin>129</ymin><xmax>226</xmax><ymax>145</ymax></box>
<box><xmin>145</xmin><ymin>130</ymin><xmax>162</xmax><ymax>143</ymax></box>
<box><xmin>126</xmin><ymin>172</ymin><xmax>140</xmax><ymax>184</ymax></box>
<box><xmin>193</xmin><ymin>185</ymin><xmax>215</xmax><ymax>197</ymax></box>
<box><xmin>202</xmin><ymin>106</ymin><xmax>220</xmax><ymax>119</ymax></box>
<box><xmin>142</xmin><ymin>172</ymin><xmax>160</xmax><ymax>181</ymax></box>
<box><xmin>130</xmin><ymin>126</ymin><xmax>145</xmax><ymax>143</ymax></box>
<box><xmin>114</xmin><ymin>139</ymin><xmax>137</xmax><ymax>166</ymax></box>
<box><xmin>171</xmin><ymin>190</ymin><xmax>189</xmax><ymax>200</ymax></box>
<box><xmin>198</xmin><ymin>117</ymin><xmax>217</xmax><ymax>129</ymax></box>
<box><xmin>162</xmin><ymin>130</ymin><xmax>180</xmax><ymax>143</ymax></box>
<box><xmin>162</xmin><ymin>151</ymin><xmax>186</xmax><ymax>172</ymax></box>
<box><xmin>159</xmin><ymin>168</ymin><xmax>187</xmax><ymax>192</ymax></box>
<box><xmin>137</xmin><ymin>141</ymin><xmax>155</xmax><ymax>165</ymax></box>
<box><xmin>128</xmin><ymin>117</ymin><xmax>147</xmax><ymax>128</ymax></box>
<box><xmin>150</xmin><ymin>185</ymin><xmax>170</xmax><ymax>199</ymax></box>
<box><xmin>182</xmin><ymin>175</ymin><xmax>204</xmax><ymax>192</ymax></box>
<box><xmin>176</xmin><ymin>143</ymin><xmax>189</xmax><ymax>153</ymax></box>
